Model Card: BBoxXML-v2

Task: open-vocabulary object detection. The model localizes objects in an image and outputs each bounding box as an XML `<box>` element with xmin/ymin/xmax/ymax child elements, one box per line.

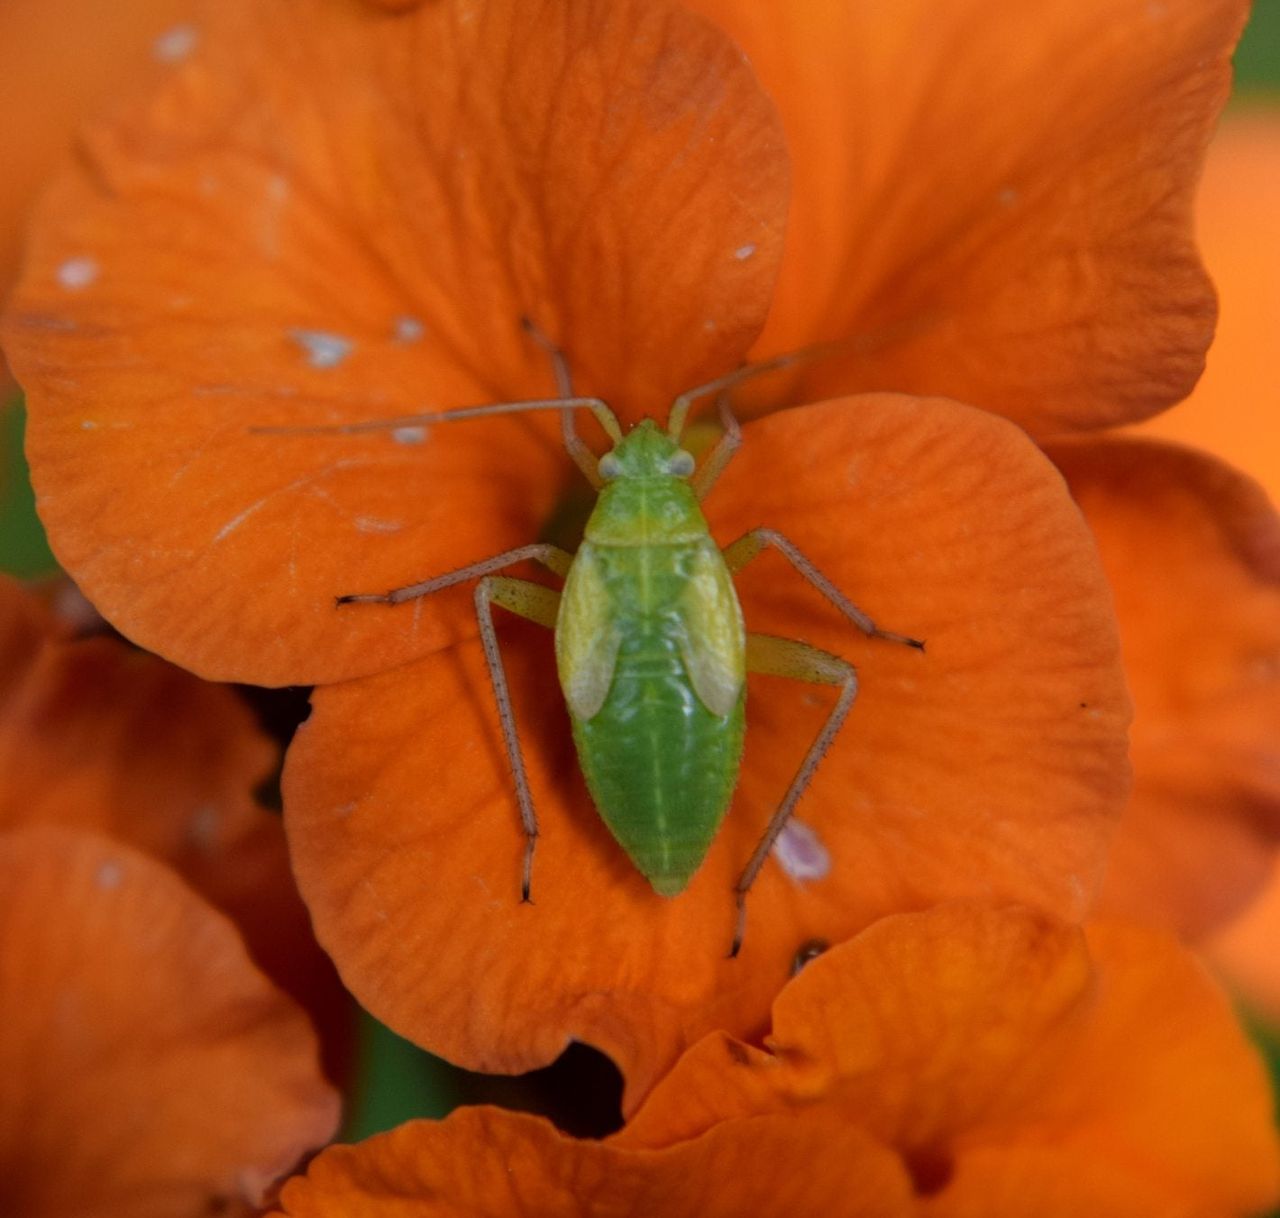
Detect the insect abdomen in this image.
<box><xmin>557</xmin><ymin>535</ymin><xmax>747</xmax><ymax>896</ymax></box>
<box><xmin>571</xmin><ymin>628</ymin><xmax>745</xmax><ymax>896</ymax></box>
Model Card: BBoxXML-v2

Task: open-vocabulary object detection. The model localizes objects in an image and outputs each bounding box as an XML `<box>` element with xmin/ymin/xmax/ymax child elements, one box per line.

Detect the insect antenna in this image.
<box><xmin>666</xmin><ymin>341</ymin><xmax>842</xmax><ymax>442</ymax></box>
<box><xmin>667</xmin><ymin>312</ymin><xmax>947</xmax><ymax>445</ymax></box>
<box><xmin>251</xmin><ymin>395</ymin><xmax>622</xmax><ymax>487</ymax></box>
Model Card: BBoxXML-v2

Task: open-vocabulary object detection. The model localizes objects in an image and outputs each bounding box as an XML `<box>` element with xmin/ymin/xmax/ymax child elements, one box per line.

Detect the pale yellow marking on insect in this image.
<box><xmin>676</xmin><ymin>543</ymin><xmax>745</xmax><ymax>718</ymax></box>
<box><xmin>555</xmin><ymin>544</ymin><xmax>622</xmax><ymax>721</ymax></box>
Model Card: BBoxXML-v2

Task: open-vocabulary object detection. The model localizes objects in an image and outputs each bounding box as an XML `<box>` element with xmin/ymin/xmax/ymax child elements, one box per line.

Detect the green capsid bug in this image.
<box><xmin>278</xmin><ymin>333</ymin><xmax>921</xmax><ymax>953</ymax></box>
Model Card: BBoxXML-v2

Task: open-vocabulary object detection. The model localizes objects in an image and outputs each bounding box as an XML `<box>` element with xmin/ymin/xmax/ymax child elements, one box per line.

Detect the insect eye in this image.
<box><xmin>667</xmin><ymin>450</ymin><xmax>695</xmax><ymax>477</ymax></box>
<box><xmin>598</xmin><ymin>453</ymin><xmax>622</xmax><ymax>480</ymax></box>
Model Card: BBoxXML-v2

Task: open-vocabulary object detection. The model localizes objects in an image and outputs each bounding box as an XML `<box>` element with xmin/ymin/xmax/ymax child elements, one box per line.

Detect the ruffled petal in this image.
<box><xmin>1142</xmin><ymin>112</ymin><xmax>1280</xmax><ymax>486</ymax></box>
<box><xmin>0</xmin><ymin>0</ymin><xmax>195</xmax><ymax>384</ymax></box>
<box><xmin>690</xmin><ymin>0</ymin><xmax>1246</xmax><ymax>434</ymax></box>
<box><xmin>1051</xmin><ymin>438</ymin><xmax>1280</xmax><ymax>936</ymax></box>
<box><xmin>3</xmin><ymin>0</ymin><xmax>787</xmax><ymax>684</ymax></box>
<box><xmin>624</xmin><ymin>904</ymin><xmax>1280</xmax><ymax>1217</ymax></box>
<box><xmin>271</xmin><ymin>1107</ymin><xmax>912</xmax><ymax>1217</ymax></box>
<box><xmin>0</xmin><ymin>573</ymin><xmax>350</xmax><ymax>1074</ymax></box>
<box><xmin>0</xmin><ymin>826</ymin><xmax>339</xmax><ymax>1216</ymax></box>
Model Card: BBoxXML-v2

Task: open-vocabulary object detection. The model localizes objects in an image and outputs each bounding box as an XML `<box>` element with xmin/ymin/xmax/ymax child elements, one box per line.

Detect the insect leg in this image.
<box><xmin>731</xmin><ymin>632</ymin><xmax>858</xmax><ymax>958</ymax></box>
<box><xmin>520</xmin><ymin>316</ymin><xmax>576</xmax><ymax>397</ymax></box>
<box><xmin>722</xmin><ymin>528</ymin><xmax>923</xmax><ymax>650</ymax></box>
<box><xmin>474</xmin><ymin>575</ymin><xmax>561</xmax><ymax>903</ymax></box>
<box><xmin>518</xmin><ymin>317</ymin><xmax>605</xmax><ymax>490</ymax></box>
<box><xmin>337</xmin><ymin>543</ymin><xmax>572</xmax><ymax>605</ymax></box>
<box><xmin>689</xmin><ymin>391</ymin><xmax>743</xmax><ymax>501</ymax></box>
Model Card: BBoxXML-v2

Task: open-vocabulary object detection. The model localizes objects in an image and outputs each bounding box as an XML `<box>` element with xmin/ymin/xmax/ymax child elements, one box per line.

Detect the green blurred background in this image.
<box><xmin>2</xmin><ymin>0</ymin><xmax>1279</xmax><ymax>1161</ymax></box>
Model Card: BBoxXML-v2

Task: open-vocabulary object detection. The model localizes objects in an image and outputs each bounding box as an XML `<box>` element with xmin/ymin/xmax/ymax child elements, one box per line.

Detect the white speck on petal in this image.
<box><xmin>96</xmin><ymin>861</ymin><xmax>124</xmax><ymax>890</ymax></box>
<box><xmin>393</xmin><ymin>316</ymin><xmax>425</xmax><ymax>343</ymax></box>
<box><xmin>392</xmin><ymin>426</ymin><xmax>427</xmax><ymax>445</ymax></box>
<box><xmin>772</xmin><ymin>818</ymin><xmax>831</xmax><ymax>884</ymax></box>
<box><xmin>80</xmin><ymin>420</ymin><xmax>98</xmax><ymax>430</ymax></box>
<box><xmin>355</xmin><ymin>515</ymin><xmax>404</xmax><ymax>535</ymax></box>
<box><xmin>289</xmin><ymin>328</ymin><xmax>354</xmax><ymax>369</ymax></box>
<box><xmin>997</xmin><ymin>187</ymin><xmax>1019</xmax><ymax>208</ymax></box>
<box><xmin>153</xmin><ymin>23</ymin><xmax>199</xmax><ymax>63</ymax></box>
<box><xmin>214</xmin><ymin>501</ymin><xmax>262</xmax><ymax>542</ymax></box>
<box><xmin>734</xmin><ymin>243</ymin><xmax>757</xmax><ymax>261</ymax></box>
<box><xmin>57</xmin><ymin>257</ymin><xmax>99</xmax><ymax>290</ymax></box>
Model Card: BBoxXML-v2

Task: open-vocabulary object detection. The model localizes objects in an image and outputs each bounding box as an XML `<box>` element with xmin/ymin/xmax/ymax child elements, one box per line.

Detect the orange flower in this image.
<box><xmin>0</xmin><ymin>825</ymin><xmax>340</xmax><ymax>1216</ymax></box>
<box><xmin>688</xmin><ymin>0</ymin><xmax>1246</xmax><ymax>434</ymax></box>
<box><xmin>0</xmin><ymin>573</ymin><xmax>352</xmax><ymax>1075</ymax></box>
<box><xmin>0</xmin><ymin>0</ymin><xmax>1243</xmax><ymax>684</ymax></box>
<box><xmin>268</xmin><ymin>905</ymin><xmax>1280</xmax><ymax>1217</ymax></box>
<box><xmin>1132</xmin><ymin>111</ymin><xmax>1280</xmax><ymax>1010</ymax></box>
<box><xmin>285</xmin><ymin>395</ymin><xmax>1129</xmax><ymax>1102</ymax></box>
<box><xmin>2</xmin><ymin>0</ymin><xmax>789</xmax><ymax>685</ymax></box>
<box><xmin>0</xmin><ymin>0</ymin><xmax>1244</xmax><ymax>1103</ymax></box>
<box><xmin>1049</xmin><ymin>438</ymin><xmax>1280</xmax><ymax>938</ymax></box>
<box><xmin>0</xmin><ymin>0</ymin><xmax>196</xmax><ymax>386</ymax></box>
<box><xmin>0</xmin><ymin>575</ymin><xmax>341</xmax><ymax>1208</ymax></box>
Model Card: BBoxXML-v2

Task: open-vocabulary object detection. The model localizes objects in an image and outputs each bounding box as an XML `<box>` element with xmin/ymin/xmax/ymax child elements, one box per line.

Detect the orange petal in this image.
<box><xmin>1050</xmin><ymin>439</ymin><xmax>1280</xmax><ymax>937</ymax></box>
<box><xmin>3</xmin><ymin>0</ymin><xmax>787</xmax><ymax>686</ymax></box>
<box><xmin>0</xmin><ymin>570</ymin><xmax>54</xmax><ymax>682</ymax></box>
<box><xmin>689</xmin><ymin>0</ymin><xmax>1246</xmax><ymax>434</ymax></box>
<box><xmin>0</xmin><ymin>0</ymin><xmax>196</xmax><ymax>384</ymax></box>
<box><xmin>1207</xmin><ymin>856</ymin><xmax>1280</xmax><ymax>1023</ymax></box>
<box><xmin>0</xmin><ymin>825</ymin><xmax>339</xmax><ymax>1215</ymax></box>
<box><xmin>272</xmin><ymin>1107</ymin><xmax>913</xmax><ymax>1217</ymax></box>
<box><xmin>0</xmin><ymin>573</ymin><xmax>351</xmax><ymax>1075</ymax></box>
<box><xmin>623</xmin><ymin>904</ymin><xmax>1280</xmax><ymax>1217</ymax></box>
<box><xmin>283</xmin><ymin>396</ymin><xmax>1129</xmax><ymax>1106</ymax></box>
<box><xmin>1141</xmin><ymin>112</ymin><xmax>1280</xmax><ymax>493</ymax></box>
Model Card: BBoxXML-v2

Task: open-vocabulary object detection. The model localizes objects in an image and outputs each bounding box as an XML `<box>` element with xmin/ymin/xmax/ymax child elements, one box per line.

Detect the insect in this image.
<box><xmin>277</xmin><ymin>329</ymin><xmax>921</xmax><ymax>954</ymax></box>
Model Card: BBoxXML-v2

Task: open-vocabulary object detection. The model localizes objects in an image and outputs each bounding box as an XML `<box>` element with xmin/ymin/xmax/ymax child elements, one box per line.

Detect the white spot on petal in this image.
<box><xmin>997</xmin><ymin>187</ymin><xmax>1019</xmax><ymax>208</ymax></box>
<box><xmin>392</xmin><ymin>426</ymin><xmax>427</xmax><ymax>445</ymax></box>
<box><xmin>96</xmin><ymin>861</ymin><xmax>124</xmax><ymax>890</ymax></box>
<box><xmin>80</xmin><ymin>420</ymin><xmax>98</xmax><ymax>430</ymax></box>
<box><xmin>153</xmin><ymin>23</ymin><xmax>199</xmax><ymax>63</ymax></box>
<box><xmin>57</xmin><ymin>257</ymin><xmax>99</xmax><ymax>290</ymax></box>
<box><xmin>734</xmin><ymin>243</ymin><xmax>757</xmax><ymax>261</ymax></box>
<box><xmin>772</xmin><ymin>818</ymin><xmax>830</xmax><ymax>884</ymax></box>
<box><xmin>393</xmin><ymin>316</ymin><xmax>425</xmax><ymax>343</ymax></box>
<box><xmin>355</xmin><ymin>515</ymin><xmax>404</xmax><ymax>535</ymax></box>
<box><xmin>289</xmin><ymin>328</ymin><xmax>354</xmax><ymax>369</ymax></box>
